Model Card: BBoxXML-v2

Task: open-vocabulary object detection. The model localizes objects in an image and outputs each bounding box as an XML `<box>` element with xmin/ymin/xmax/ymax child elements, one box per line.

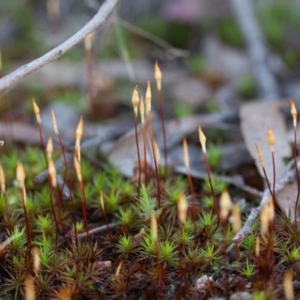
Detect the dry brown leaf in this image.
<box><xmin>276</xmin><ymin>182</ymin><xmax>299</xmax><ymax>222</ymax></box>
<box><xmin>240</xmin><ymin>101</ymin><xmax>291</xmax><ymax>182</ymax></box>
<box><xmin>106</xmin><ymin>121</ymin><xmax>157</xmax><ymax>178</ymax></box>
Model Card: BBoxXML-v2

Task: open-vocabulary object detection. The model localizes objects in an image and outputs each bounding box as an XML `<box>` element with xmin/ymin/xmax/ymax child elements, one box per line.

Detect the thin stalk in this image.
<box><xmin>293</xmin><ymin>126</ymin><xmax>300</xmax><ymax>226</ymax></box>
<box><xmin>79</xmin><ymin>179</ymin><xmax>90</xmax><ymax>242</ymax></box>
<box><xmin>148</xmin><ymin>114</ymin><xmax>161</xmax><ymax>210</ymax></box>
<box><xmin>134</xmin><ymin>114</ymin><xmax>141</xmax><ymax>197</ymax></box>
<box><xmin>202</xmin><ymin>152</ymin><xmax>220</xmax><ymax>227</ymax></box>
<box><xmin>157</xmin><ymin>89</ymin><xmax>168</xmax><ymax>175</ymax></box>
<box><xmin>20</xmin><ymin>187</ymin><xmax>31</xmax><ymax>267</ymax></box>
<box><xmin>69</xmin><ymin>161</ymin><xmax>78</xmax><ymax>247</ymax></box>
<box><xmin>49</xmin><ymin>183</ymin><xmax>59</xmax><ymax>251</ymax></box>
<box><xmin>141</xmin><ymin>122</ymin><xmax>148</xmax><ymax>184</ymax></box>
<box><xmin>186</xmin><ymin>170</ymin><xmax>197</xmax><ymax>238</ymax></box>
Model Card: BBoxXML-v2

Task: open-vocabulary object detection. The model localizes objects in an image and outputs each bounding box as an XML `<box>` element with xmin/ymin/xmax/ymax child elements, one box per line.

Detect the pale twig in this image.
<box><xmin>0</xmin><ymin>0</ymin><xmax>119</xmax><ymax>92</ymax></box>
<box><xmin>229</xmin><ymin>0</ymin><xmax>279</xmax><ymax>99</ymax></box>
<box><xmin>68</xmin><ymin>222</ymin><xmax>118</xmax><ymax>240</ymax></box>
<box><xmin>227</xmin><ymin>159</ymin><xmax>299</xmax><ymax>252</ymax></box>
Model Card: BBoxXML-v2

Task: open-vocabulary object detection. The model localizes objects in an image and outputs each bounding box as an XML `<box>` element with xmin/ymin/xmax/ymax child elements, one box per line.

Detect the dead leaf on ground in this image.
<box><xmin>105</xmin><ymin>112</ymin><xmax>237</xmax><ymax>177</ymax></box>
<box><xmin>106</xmin><ymin>120</ymin><xmax>160</xmax><ymax>178</ymax></box>
<box><xmin>276</xmin><ymin>182</ymin><xmax>299</xmax><ymax>222</ymax></box>
<box><xmin>240</xmin><ymin>101</ymin><xmax>291</xmax><ymax>183</ymax></box>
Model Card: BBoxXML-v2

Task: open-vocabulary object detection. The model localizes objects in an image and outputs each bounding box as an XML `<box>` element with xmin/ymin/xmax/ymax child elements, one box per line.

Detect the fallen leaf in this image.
<box><xmin>240</xmin><ymin>101</ymin><xmax>291</xmax><ymax>182</ymax></box>
<box><xmin>276</xmin><ymin>181</ymin><xmax>299</xmax><ymax>222</ymax></box>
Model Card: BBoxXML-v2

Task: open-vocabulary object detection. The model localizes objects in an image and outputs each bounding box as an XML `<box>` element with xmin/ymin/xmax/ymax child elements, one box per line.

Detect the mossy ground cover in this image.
<box><xmin>0</xmin><ymin>95</ymin><xmax>300</xmax><ymax>300</ymax></box>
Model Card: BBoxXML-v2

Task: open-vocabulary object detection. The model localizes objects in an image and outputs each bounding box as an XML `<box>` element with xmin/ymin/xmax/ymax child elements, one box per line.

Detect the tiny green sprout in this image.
<box><xmin>11</xmin><ymin>254</ymin><xmax>25</xmax><ymax>270</ymax></box>
<box><xmin>242</xmin><ymin>235</ymin><xmax>256</xmax><ymax>253</ymax></box>
<box><xmin>24</xmin><ymin>197</ymin><xmax>38</xmax><ymax>215</ymax></box>
<box><xmin>36</xmin><ymin>214</ymin><xmax>54</xmax><ymax>235</ymax></box>
<box><xmin>184</xmin><ymin>247</ymin><xmax>202</xmax><ymax>266</ymax></box>
<box><xmin>199</xmin><ymin>211</ymin><xmax>215</xmax><ymax>228</ymax></box>
<box><xmin>141</xmin><ymin>235</ymin><xmax>157</xmax><ymax>257</ymax></box>
<box><xmin>37</xmin><ymin>188</ymin><xmax>52</xmax><ymax>210</ymax></box>
<box><xmin>139</xmin><ymin>185</ymin><xmax>161</xmax><ymax>220</ymax></box>
<box><xmin>116</xmin><ymin>235</ymin><xmax>136</xmax><ymax>256</ymax></box>
<box><xmin>285</xmin><ymin>247</ymin><xmax>300</xmax><ymax>264</ymax></box>
<box><xmin>173</xmin><ymin>230</ymin><xmax>193</xmax><ymax>246</ymax></box>
<box><xmin>79</xmin><ymin>159</ymin><xmax>93</xmax><ymax>181</ymax></box>
<box><xmin>164</xmin><ymin>185</ymin><xmax>186</xmax><ymax>222</ymax></box>
<box><xmin>251</xmin><ymin>291</ymin><xmax>268</xmax><ymax>300</ymax></box>
<box><xmin>159</xmin><ymin>241</ymin><xmax>178</xmax><ymax>265</ymax></box>
<box><xmin>93</xmin><ymin>172</ymin><xmax>106</xmax><ymax>191</ymax></box>
<box><xmin>120</xmin><ymin>181</ymin><xmax>135</xmax><ymax>198</ymax></box>
<box><xmin>117</xmin><ymin>207</ymin><xmax>135</xmax><ymax>227</ymax></box>
<box><xmin>202</xmin><ymin>196</ymin><xmax>215</xmax><ymax>210</ymax></box>
<box><xmin>183</xmin><ymin>218</ymin><xmax>194</xmax><ymax>234</ymax></box>
<box><xmin>203</xmin><ymin>177</ymin><xmax>227</xmax><ymax>195</ymax></box>
<box><xmin>7</xmin><ymin>225</ymin><xmax>26</xmax><ymax>254</ymax></box>
<box><xmin>206</xmin><ymin>143</ymin><xmax>222</xmax><ymax>169</ymax></box>
<box><xmin>34</xmin><ymin>235</ymin><xmax>54</xmax><ymax>266</ymax></box>
<box><xmin>241</xmin><ymin>259</ymin><xmax>255</xmax><ymax>280</ymax></box>
<box><xmin>75</xmin><ymin>221</ymin><xmax>85</xmax><ymax>233</ymax></box>
<box><xmin>200</xmin><ymin>244</ymin><xmax>222</xmax><ymax>267</ymax></box>
<box><xmin>104</xmin><ymin>190</ymin><xmax>121</xmax><ymax>213</ymax></box>
<box><xmin>159</xmin><ymin>222</ymin><xmax>174</xmax><ymax>241</ymax></box>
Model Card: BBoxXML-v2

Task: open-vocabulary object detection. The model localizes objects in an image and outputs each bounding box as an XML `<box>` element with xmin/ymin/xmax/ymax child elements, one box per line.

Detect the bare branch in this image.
<box><xmin>0</xmin><ymin>0</ymin><xmax>119</xmax><ymax>93</ymax></box>
<box><xmin>229</xmin><ymin>0</ymin><xmax>280</xmax><ymax>99</ymax></box>
<box><xmin>228</xmin><ymin>160</ymin><xmax>299</xmax><ymax>252</ymax></box>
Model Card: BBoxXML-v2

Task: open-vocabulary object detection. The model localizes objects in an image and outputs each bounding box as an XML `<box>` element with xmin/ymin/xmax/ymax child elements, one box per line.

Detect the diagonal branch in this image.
<box><xmin>229</xmin><ymin>0</ymin><xmax>280</xmax><ymax>99</ymax></box>
<box><xmin>0</xmin><ymin>0</ymin><xmax>119</xmax><ymax>93</ymax></box>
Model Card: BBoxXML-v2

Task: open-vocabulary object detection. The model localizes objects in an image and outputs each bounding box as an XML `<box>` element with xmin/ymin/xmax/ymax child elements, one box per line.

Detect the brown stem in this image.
<box><xmin>148</xmin><ymin>114</ymin><xmax>161</xmax><ymax>211</ymax></box>
<box><xmin>203</xmin><ymin>152</ymin><xmax>220</xmax><ymax>227</ymax></box>
<box><xmin>20</xmin><ymin>187</ymin><xmax>31</xmax><ymax>267</ymax></box>
<box><xmin>157</xmin><ymin>89</ymin><xmax>168</xmax><ymax>175</ymax></box>
<box><xmin>293</xmin><ymin>127</ymin><xmax>300</xmax><ymax>226</ymax></box>
<box><xmin>134</xmin><ymin>115</ymin><xmax>141</xmax><ymax>197</ymax></box>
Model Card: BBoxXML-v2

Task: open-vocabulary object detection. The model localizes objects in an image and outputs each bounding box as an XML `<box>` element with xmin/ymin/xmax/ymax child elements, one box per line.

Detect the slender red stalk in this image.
<box><xmin>68</xmin><ymin>161</ymin><xmax>78</xmax><ymax>247</ymax></box>
<box><xmin>157</xmin><ymin>89</ymin><xmax>168</xmax><ymax>175</ymax></box>
<box><xmin>183</xmin><ymin>139</ymin><xmax>197</xmax><ymax>238</ymax></box>
<box><xmin>148</xmin><ymin>113</ymin><xmax>161</xmax><ymax>210</ymax></box>
<box><xmin>74</xmin><ymin>154</ymin><xmax>90</xmax><ymax>243</ymax></box>
<box><xmin>20</xmin><ymin>186</ymin><xmax>31</xmax><ymax>266</ymax></box>
<box><xmin>141</xmin><ymin>122</ymin><xmax>148</xmax><ymax>184</ymax></box>
<box><xmin>186</xmin><ymin>170</ymin><xmax>197</xmax><ymax>236</ymax></box>
<box><xmin>202</xmin><ymin>152</ymin><xmax>220</xmax><ymax>227</ymax></box>
<box><xmin>293</xmin><ymin>126</ymin><xmax>300</xmax><ymax>226</ymax></box>
<box><xmin>79</xmin><ymin>179</ymin><xmax>90</xmax><ymax>242</ymax></box>
<box><xmin>134</xmin><ymin>114</ymin><xmax>141</xmax><ymax>196</ymax></box>
<box><xmin>49</xmin><ymin>184</ymin><xmax>59</xmax><ymax>251</ymax></box>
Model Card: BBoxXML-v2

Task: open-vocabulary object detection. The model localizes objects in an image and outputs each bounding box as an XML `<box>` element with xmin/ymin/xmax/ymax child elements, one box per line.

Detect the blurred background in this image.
<box><xmin>1</xmin><ymin>0</ymin><xmax>300</xmax><ymax>120</ymax></box>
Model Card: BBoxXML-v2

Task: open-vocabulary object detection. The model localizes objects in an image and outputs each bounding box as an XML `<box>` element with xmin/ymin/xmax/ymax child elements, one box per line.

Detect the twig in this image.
<box><xmin>229</xmin><ymin>0</ymin><xmax>280</xmax><ymax>99</ymax></box>
<box><xmin>68</xmin><ymin>222</ymin><xmax>118</xmax><ymax>240</ymax></box>
<box><xmin>175</xmin><ymin>165</ymin><xmax>263</xmax><ymax>197</ymax></box>
<box><xmin>0</xmin><ymin>0</ymin><xmax>119</xmax><ymax>92</ymax></box>
<box><xmin>227</xmin><ymin>160</ymin><xmax>299</xmax><ymax>252</ymax></box>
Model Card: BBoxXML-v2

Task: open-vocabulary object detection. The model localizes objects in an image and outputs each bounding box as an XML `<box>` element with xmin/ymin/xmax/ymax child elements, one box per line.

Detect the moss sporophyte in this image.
<box><xmin>1</xmin><ymin>66</ymin><xmax>300</xmax><ymax>300</ymax></box>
